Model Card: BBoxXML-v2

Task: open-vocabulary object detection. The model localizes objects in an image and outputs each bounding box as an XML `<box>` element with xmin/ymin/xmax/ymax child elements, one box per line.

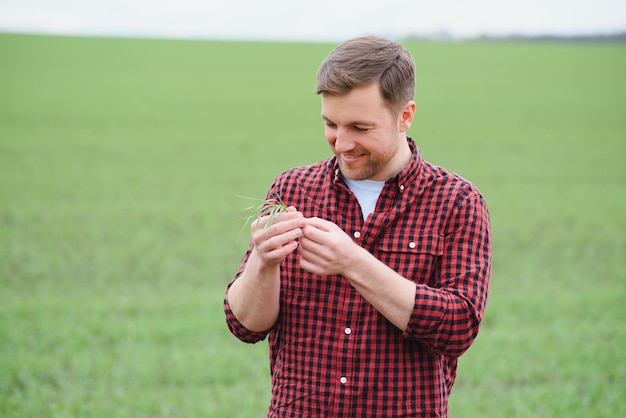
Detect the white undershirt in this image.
<box><xmin>344</xmin><ymin>178</ymin><xmax>385</xmax><ymax>221</ymax></box>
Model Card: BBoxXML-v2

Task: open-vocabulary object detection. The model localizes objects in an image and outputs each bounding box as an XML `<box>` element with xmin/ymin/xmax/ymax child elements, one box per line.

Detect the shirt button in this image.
<box><xmin>340</xmin><ymin>377</ymin><xmax>347</xmax><ymax>384</ymax></box>
<box><xmin>399</xmin><ymin>184</ymin><xmax>405</xmax><ymax>191</ymax></box>
<box><xmin>353</xmin><ymin>231</ymin><xmax>361</xmax><ymax>239</ymax></box>
<box><xmin>344</xmin><ymin>327</ymin><xmax>352</xmax><ymax>335</ymax></box>
<box><xmin>409</xmin><ymin>241</ymin><xmax>416</xmax><ymax>249</ymax></box>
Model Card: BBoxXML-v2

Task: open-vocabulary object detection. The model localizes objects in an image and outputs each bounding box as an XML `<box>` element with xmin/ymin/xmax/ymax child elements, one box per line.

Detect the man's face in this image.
<box><xmin>321</xmin><ymin>83</ymin><xmax>413</xmax><ymax>181</ymax></box>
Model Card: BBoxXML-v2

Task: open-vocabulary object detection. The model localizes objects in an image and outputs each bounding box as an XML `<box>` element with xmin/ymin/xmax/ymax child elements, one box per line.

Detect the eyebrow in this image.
<box><xmin>321</xmin><ymin>115</ymin><xmax>374</xmax><ymax>127</ymax></box>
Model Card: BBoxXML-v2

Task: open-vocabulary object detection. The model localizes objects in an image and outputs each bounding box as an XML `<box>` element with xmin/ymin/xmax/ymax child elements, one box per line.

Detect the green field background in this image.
<box><xmin>1</xmin><ymin>34</ymin><xmax>625</xmax><ymax>417</ymax></box>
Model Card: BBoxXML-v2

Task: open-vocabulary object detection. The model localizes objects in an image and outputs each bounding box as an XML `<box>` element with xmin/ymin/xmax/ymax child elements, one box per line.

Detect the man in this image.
<box><xmin>224</xmin><ymin>35</ymin><xmax>491</xmax><ymax>417</ymax></box>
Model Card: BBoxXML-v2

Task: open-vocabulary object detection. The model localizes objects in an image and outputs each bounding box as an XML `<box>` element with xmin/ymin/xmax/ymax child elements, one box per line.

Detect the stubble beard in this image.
<box><xmin>339</xmin><ymin>156</ymin><xmax>385</xmax><ymax>180</ymax></box>
<box><xmin>337</xmin><ymin>139</ymin><xmax>399</xmax><ymax>181</ymax></box>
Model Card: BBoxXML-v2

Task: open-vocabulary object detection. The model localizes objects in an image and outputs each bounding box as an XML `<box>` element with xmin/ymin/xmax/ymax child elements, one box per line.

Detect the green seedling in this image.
<box><xmin>237</xmin><ymin>194</ymin><xmax>290</xmax><ymax>236</ymax></box>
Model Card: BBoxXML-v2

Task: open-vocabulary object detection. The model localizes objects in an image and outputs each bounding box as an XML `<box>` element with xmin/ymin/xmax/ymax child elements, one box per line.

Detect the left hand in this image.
<box><xmin>299</xmin><ymin>217</ymin><xmax>356</xmax><ymax>276</ymax></box>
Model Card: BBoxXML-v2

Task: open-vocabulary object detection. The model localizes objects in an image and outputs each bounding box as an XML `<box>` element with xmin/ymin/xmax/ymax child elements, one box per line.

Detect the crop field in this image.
<box><xmin>1</xmin><ymin>33</ymin><xmax>625</xmax><ymax>417</ymax></box>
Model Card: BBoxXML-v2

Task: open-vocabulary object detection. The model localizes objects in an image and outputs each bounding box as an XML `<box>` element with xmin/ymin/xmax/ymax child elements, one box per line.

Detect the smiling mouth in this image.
<box><xmin>341</xmin><ymin>153</ymin><xmax>365</xmax><ymax>163</ymax></box>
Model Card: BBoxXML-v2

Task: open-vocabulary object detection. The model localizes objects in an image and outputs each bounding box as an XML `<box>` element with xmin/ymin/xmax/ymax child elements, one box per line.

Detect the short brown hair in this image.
<box><xmin>315</xmin><ymin>35</ymin><xmax>415</xmax><ymax>113</ymax></box>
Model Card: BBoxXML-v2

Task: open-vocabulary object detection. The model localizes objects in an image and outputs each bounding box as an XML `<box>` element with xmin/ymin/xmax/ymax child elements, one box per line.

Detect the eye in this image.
<box><xmin>353</xmin><ymin>126</ymin><xmax>369</xmax><ymax>132</ymax></box>
<box><xmin>324</xmin><ymin>121</ymin><xmax>337</xmax><ymax>128</ymax></box>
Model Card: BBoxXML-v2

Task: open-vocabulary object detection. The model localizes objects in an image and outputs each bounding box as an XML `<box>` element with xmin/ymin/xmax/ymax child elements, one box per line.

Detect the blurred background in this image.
<box><xmin>2</xmin><ymin>0</ymin><xmax>626</xmax><ymax>42</ymax></box>
<box><xmin>1</xmin><ymin>1</ymin><xmax>625</xmax><ymax>417</ymax></box>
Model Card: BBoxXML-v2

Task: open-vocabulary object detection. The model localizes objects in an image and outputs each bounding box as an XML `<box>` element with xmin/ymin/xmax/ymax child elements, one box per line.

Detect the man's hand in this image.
<box><xmin>299</xmin><ymin>217</ymin><xmax>357</xmax><ymax>276</ymax></box>
<box><xmin>228</xmin><ymin>207</ymin><xmax>305</xmax><ymax>333</ymax></box>
<box><xmin>251</xmin><ymin>207</ymin><xmax>305</xmax><ymax>268</ymax></box>
<box><xmin>299</xmin><ymin>216</ymin><xmax>416</xmax><ymax>331</ymax></box>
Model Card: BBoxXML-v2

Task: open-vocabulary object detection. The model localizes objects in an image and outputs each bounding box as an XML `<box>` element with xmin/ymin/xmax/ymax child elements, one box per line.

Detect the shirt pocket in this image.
<box><xmin>377</xmin><ymin>233</ymin><xmax>444</xmax><ymax>286</ymax></box>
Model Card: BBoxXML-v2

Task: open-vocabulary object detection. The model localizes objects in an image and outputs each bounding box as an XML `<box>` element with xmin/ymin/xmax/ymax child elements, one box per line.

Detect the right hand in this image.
<box><xmin>250</xmin><ymin>207</ymin><xmax>305</xmax><ymax>267</ymax></box>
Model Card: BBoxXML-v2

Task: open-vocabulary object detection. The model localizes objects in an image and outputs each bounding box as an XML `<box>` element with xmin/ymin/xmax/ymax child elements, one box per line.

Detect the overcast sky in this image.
<box><xmin>1</xmin><ymin>0</ymin><xmax>625</xmax><ymax>42</ymax></box>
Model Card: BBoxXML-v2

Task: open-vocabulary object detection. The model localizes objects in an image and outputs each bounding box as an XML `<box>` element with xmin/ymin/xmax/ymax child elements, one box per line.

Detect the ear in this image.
<box><xmin>398</xmin><ymin>101</ymin><xmax>416</xmax><ymax>133</ymax></box>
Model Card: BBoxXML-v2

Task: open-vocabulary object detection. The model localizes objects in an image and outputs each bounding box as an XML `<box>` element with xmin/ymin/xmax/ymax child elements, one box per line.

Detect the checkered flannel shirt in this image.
<box><xmin>225</xmin><ymin>138</ymin><xmax>492</xmax><ymax>417</ymax></box>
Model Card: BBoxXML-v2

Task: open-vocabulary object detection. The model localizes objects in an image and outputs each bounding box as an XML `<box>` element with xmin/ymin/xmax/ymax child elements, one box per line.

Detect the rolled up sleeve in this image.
<box><xmin>224</xmin><ymin>283</ymin><xmax>270</xmax><ymax>343</ymax></box>
<box><xmin>404</xmin><ymin>187</ymin><xmax>492</xmax><ymax>358</ymax></box>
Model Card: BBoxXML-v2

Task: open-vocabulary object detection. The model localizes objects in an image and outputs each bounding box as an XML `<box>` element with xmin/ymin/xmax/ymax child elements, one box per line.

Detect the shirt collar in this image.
<box><xmin>389</xmin><ymin>137</ymin><xmax>423</xmax><ymax>191</ymax></box>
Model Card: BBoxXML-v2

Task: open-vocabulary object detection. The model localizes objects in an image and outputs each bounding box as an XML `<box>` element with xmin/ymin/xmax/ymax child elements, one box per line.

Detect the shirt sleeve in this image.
<box><xmin>223</xmin><ymin>246</ymin><xmax>272</xmax><ymax>344</ymax></box>
<box><xmin>223</xmin><ymin>180</ymin><xmax>293</xmax><ymax>344</ymax></box>
<box><xmin>403</xmin><ymin>186</ymin><xmax>492</xmax><ymax>358</ymax></box>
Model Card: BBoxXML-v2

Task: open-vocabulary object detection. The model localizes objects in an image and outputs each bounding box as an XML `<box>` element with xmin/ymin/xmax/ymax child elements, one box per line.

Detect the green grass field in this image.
<box><xmin>1</xmin><ymin>33</ymin><xmax>625</xmax><ymax>417</ymax></box>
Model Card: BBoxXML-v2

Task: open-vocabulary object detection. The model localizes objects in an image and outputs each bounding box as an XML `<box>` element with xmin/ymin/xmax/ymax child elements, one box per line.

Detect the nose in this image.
<box><xmin>333</xmin><ymin>127</ymin><xmax>355</xmax><ymax>154</ymax></box>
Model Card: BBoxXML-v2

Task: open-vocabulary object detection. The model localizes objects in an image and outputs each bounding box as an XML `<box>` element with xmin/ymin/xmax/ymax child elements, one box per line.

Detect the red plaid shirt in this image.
<box><xmin>225</xmin><ymin>138</ymin><xmax>492</xmax><ymax>417</ymax></box>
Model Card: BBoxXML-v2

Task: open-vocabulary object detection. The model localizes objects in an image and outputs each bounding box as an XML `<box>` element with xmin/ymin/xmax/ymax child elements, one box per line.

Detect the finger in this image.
<box><xmin>298</xmin><ymin>234</ymin><xmax>327</xmax><ymax>258</ymax></box>
<box><xmin>253</xmin><ymin>232</ymin><xmax>302</xmax><ymax>265</ymax></box>
<box><xmin>259</xmin><ymin>239</ymin><xmax>300</xmax><ymax>265</ymax></box>
<box><xmin>253</xmin><ymin>211</ymin><xmax>304</xmax><ymax>233</ymax></box>
<box><xmin>254</xmin><ymin>222</ymin><xmax>303</xmax><ymax>249</ymax></box>
<box><xmin>265</xmin><ymin>216</ymin><xmax>305</xmax><ymax>238</ymax></box>
<box><xmin>299</xmin><ymin>243</ymin><xmax>323</xmax><ymax>263</ymax></box>
<box><xmin>304</xmin><ymin>216</ymin><xmax>333</xmax><ymax>231</ymax></box>
<box><xmin>299</xmin><ymin>246</ymin><xmax>329</xmax><ymax>276</ymax></box>
<box><xmin>301</xmin><ymin>224</ymin><xmax>328</xmax><ymax>243</ymax></box>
